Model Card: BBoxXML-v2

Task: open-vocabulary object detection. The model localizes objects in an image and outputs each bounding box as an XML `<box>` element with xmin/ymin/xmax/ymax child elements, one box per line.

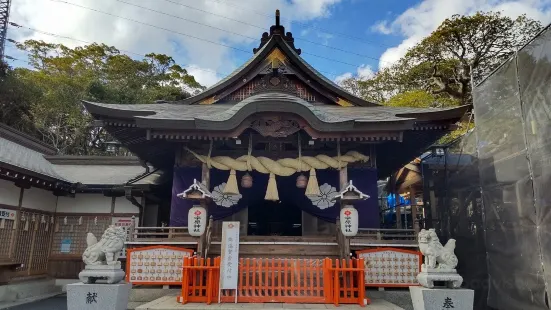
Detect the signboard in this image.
<box><xmin>357</xmin><ymin>248</ymin><xmax>422</xmax><ymax>287</ymax></box>
<box><xmin>0</xmin><ymin>208</ymin><xmax>16</xmax><ymax>220</ymax></box>
<box><xmin>220</xmin><ymin>221</ymin><xmax>240</xmax><ymax>290</ymax></box>
<box><xmin>61</xmin><ymin>239</ymin><xmax>71</xmax><ymax>253</ymax></box>
<box><xmin>112</xmin><ymin>216</ymin><xmax>138</xmax><ymax>259</ymax></box>
<box><xmin>126</xmin><ymin>245</ymin><xmax>193</xmax><ymax>285</ymax></box>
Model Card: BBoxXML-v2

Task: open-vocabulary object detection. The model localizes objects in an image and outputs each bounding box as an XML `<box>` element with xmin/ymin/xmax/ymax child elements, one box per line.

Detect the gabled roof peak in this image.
<box><xmin>254</xmin><ymin>10</ymin><xmax>301</xmax><ymax>55</ymax></box>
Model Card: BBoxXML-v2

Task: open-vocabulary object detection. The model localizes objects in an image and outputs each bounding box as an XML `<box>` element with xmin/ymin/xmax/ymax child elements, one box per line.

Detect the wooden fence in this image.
<box><xmin>179</xmin><ymin>257</ymin><xmax>368</xmax><ymax>306</ymax></box>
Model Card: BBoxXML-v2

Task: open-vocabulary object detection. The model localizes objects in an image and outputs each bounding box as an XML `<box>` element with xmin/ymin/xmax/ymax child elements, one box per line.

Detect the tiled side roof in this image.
<box><xmin>0</xmin><ymin>136</ymin><xmax>67</xmax><ymax>181</ymax></box>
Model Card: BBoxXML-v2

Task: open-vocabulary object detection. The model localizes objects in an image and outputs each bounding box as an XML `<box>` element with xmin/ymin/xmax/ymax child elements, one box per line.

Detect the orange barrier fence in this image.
<box><xmin>179</xmin><ymin>257</ymin><xmax>369</xmax><ymax>306</ymax></box>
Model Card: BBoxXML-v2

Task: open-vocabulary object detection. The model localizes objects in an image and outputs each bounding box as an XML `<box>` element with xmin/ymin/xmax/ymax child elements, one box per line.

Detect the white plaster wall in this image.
<box><xmin>0</xmin><ymin>179</ymin><xmax>20</xmax><ymax>207</ymax></box>
<box><xmin>114</xmin><ymin>197</ymin><xmax>139</xmax><ymax>214</ymax></box>
<box><xmin>56</xmin><ymin>194</ymin><xmax>111</xmax><ymax>213</ymax></box>
<box><xmin>21</xmin><ymin>187</ymin><xmax>57</xmax><ymax>212</ymax></box>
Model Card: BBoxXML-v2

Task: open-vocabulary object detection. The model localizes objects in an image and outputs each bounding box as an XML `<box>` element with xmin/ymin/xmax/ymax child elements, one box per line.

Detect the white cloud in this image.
<box><xmin>334</xmin><ymin>72</ymin><xmax>353</xmax><ymax>84</ymax></box>
<box><xmin>370</xmin><ymin>20</ymin><xmax>393</xmax><ymax>35</ymax></box>
<box><xmin>7</xmin><ymin>0</ymin><xmax>343</xmax><ymax>87</ymax></box>
<box><xmin>334</xmin><ymin>64</ymin><xmax>374</xmax><ymax>84</ymax></box>
<box><xmin>373</xmin><ymin>0</ymin><xmax>551</xmax><ymax>68</ymax></box>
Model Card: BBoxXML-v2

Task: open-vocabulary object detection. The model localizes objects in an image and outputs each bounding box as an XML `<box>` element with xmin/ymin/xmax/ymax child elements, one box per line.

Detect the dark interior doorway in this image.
<box><xmin>248</xmin><ymin>200</ymin><xmax>302</xmax><ymax>236</ymax></box>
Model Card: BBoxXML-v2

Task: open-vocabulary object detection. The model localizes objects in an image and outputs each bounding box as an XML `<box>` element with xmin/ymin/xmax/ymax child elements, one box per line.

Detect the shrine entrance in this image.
<box><xmin>248</xmin><ymin>200</ymin><xmax>302</xmax><ymax>236</ymax></box>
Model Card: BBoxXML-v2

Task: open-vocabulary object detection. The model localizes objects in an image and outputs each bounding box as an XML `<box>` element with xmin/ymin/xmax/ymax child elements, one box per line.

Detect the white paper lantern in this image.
<box><xmin>340</xmin><ymin>207</ymin><xmax>358</xmax><ymax>237</ymax></box>
<box><xmin>188</xmin><ymin>206</ymin><xmax>207</xmax><ymax>237</ymax></box>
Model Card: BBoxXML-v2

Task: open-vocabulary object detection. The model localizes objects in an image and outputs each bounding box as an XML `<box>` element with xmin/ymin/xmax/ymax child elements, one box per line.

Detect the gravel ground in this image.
<box><xmin>367</xmin><ymin>288</ymin><xmax>413</xmax><ymax>310</ymax></box>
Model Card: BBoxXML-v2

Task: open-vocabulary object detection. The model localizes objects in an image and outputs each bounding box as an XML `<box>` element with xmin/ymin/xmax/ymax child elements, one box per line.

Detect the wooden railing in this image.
<box><xmin>351</xmin><ymin>228</ymin><xmax>417</xmax><ymax>247</ymax></box>
<box><xmin>179</xmin><ymin>257</ymin><xmax>368</xmax><ymax>306</ymax></box>
<box><xmin>128</xmin><ymin>226</ymin><xmax>191</xmax><ymax>242</ymax></box>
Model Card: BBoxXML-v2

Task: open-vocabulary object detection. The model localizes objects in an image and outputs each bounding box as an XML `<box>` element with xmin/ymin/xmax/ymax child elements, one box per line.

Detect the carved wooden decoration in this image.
<box><xmin>250</xmin><ymin>118</ymin><xmax>301</xmax><ymax>137</ymax></box>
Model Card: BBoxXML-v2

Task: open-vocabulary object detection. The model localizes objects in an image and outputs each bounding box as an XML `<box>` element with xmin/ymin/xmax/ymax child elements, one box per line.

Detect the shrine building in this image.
<box><xmin>81</xmin><ymin>11</ymin><xmax>467</xmax><ymax>259</ymax></box>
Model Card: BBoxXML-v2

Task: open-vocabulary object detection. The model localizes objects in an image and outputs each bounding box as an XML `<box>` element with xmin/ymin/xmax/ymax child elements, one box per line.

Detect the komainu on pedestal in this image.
<box><xmin>79</xmin><ymin>225</ymin><xmax>127</xmax><ymax>284</ymax></box>
<box><xmin>67</xmin><ymin>225</ymin><xmax>131</xmax><ymax>310</ymax></box>
<box><xmin>410</xmin><ymin>229</ymin><xmax>474</xmax><ymax>310</ymax></box>
<box><xmin>417</xmin><ymin>228</ymin><xmax>463</xmax><ymax>289</ymax></box>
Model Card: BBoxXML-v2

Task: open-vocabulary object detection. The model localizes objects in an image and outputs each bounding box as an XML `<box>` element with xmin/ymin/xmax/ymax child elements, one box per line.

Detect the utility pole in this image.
<box><xmin>0</xmin><ymin>0</ymin><xmax>12</xmax><ymax>61</ymax></box>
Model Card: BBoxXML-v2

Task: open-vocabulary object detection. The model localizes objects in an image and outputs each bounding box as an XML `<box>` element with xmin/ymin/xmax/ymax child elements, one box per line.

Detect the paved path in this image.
<box><xmin>1</xmin><ymin>295</ymin><xmax>67</xmax><ymax>310</ymax></box>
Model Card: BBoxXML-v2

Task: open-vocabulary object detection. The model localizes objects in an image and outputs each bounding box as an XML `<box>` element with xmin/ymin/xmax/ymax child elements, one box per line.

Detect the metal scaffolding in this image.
<box><xmin>0</xmin><ymin>0</ymin><xmax>11</xmax><ymax>60</ymax></box>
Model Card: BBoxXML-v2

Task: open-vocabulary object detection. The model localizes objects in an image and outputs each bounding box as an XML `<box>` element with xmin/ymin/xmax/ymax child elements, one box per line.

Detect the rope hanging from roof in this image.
<box><xmin>185</xmin><ymin>147</ymin><xmax>369</xmax><ymax>200</ymax></box>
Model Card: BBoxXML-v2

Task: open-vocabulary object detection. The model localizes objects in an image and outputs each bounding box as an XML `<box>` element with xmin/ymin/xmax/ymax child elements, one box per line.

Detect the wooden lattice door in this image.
<box><xmin>13</xmin><ymin>210</ymin><xmax>54</xmax><ymax>276</ymax></box>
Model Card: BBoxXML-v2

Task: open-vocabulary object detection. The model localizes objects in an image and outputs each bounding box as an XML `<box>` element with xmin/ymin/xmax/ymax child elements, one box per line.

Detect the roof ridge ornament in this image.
<box><xmin>253</xmin><ymin>10</ymin><xmax>301</xmax><ymax>55</ymax></box>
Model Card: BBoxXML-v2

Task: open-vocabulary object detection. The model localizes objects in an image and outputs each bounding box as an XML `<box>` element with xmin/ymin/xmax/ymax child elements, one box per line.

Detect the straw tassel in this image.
<box><xmin>222</xmin><ymin>169</ymin><xmax>240</xmax><ymax>195</ymax></box>
<box><xmin>265</xmin><ymin>173</ymin><xmax>279</xmax><ymax>201</ymax></box>
<box><xmin>305</xmin><ymin>168</ymin><xmax>321</xmax><ymax>196</ymax></box>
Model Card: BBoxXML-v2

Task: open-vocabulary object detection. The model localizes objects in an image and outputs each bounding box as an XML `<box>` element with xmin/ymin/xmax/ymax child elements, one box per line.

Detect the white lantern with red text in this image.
<box><xmin>188</xmin><ymin>206</ymin><xmax>207</xmax><ymax>237</ymax></box>
<box><xmin>340</xmin><ymin>207</ymin><xmax>358</xmax><ymax>237</ymax></box>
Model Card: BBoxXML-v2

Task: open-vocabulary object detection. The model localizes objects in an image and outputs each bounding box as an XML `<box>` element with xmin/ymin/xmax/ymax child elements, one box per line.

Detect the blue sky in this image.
<box><xmin>6</xmin><ymin>0</ymin><xmax>551</xmax><ymax>87</ymax></box>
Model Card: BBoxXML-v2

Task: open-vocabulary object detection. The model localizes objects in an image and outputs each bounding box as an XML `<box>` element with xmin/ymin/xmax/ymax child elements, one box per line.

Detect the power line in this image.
<box><xmin>204</xmin><ymin>0</ymin><xmax>393</xmax><ymax>48</ymax></box>
<box><xmin>118</xmin><ymin>0</ymin><xmax>386</xmax><ymax>64</ymax></box>
<box><xmin>44</xmin><ymin>0</ymin><xmax>344</xmax><ymax>77</ymax></box>
<box><xmin>5</xmin><ymin>27</ymin><xmax>226</xmax><ymax>76</ymax></box>
<box><xmin>156</xmin><ymin>0</ymin><xmax>388</xmax><ymax>62</ymax></box>
<box><xmin>8</xmin><ymin>22</ymin><xmax>345</xmax><ymax>81</ymax></box>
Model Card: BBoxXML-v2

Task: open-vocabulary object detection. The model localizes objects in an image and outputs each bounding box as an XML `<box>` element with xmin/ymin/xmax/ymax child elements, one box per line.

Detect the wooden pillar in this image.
<box><xmin>338</xmin><ymin>165</ymin><xmax>350</xmax><ymax>259</ymax></box>
<box><xmin>410</xmin><ymin>187</ymin><xmax>419</xmax><ymax>235</ymax></box>
<box><xmin>339</xmin><ymin>166</ymin><xmax>348</xmax><ymax>191</ymax></box>
<box><xmin>198</xmin><ymin>163</ymin><xmax>210</xmax><ymax>258</ymax></box>
<box><xmin>8</xmin><ymin>187</ymin><xmax>24</xmax><ymax>260</ymax></box>
<box><xmin>390</xmin><ymin>174</ymin><xmax>402</xmax><ymax>229</ymax></box>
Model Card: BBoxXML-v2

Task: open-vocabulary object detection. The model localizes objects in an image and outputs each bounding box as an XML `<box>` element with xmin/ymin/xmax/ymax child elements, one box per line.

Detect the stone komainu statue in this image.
<box><xmin>82</xmin><ymin>225</ymin><xmax>126</xmax><ymax>267</ymax></box>
<box><xmin>418</xmin><ymin>228</ymin><xmax>458</xmax><ymax>270</ymax></box>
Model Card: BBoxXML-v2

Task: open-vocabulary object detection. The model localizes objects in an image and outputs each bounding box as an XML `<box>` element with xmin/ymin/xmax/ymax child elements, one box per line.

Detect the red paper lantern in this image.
<box><xmin>296</xmin><ymin>174</ymin><xmax>307</xmax><ymax>188</ymax></box>
<box><xmin>241</xmin><ymin>173</ymin><xmax>253</xmax><ymax>188</ymax></box>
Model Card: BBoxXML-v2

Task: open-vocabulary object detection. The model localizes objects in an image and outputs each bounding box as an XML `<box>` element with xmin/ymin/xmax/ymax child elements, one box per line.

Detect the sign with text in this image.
<box><xmin>0</xmin><ymin>208</ymin><xmax>16</xmax><ymax>220</ymax></box>
<box><xmin>220</xmin><ymin>221</ymin><xmax>240</xmax><ymax>290</ymax></box>
<box><xmin>357</xmin><ymin>248</ymin><xmax>422</xmax><ymax>287</ymax></box>
<box><xmin>126</xmin><ymin>245</ymin><xmax>194</xmax><ymax>285</ymax></box>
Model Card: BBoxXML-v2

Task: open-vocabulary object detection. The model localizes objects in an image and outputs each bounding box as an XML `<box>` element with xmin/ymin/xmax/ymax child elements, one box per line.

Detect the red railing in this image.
<box><xmin>179</xmin><ymin>257</ymin><xmax>368</xmax><ymax>306</ymax></box>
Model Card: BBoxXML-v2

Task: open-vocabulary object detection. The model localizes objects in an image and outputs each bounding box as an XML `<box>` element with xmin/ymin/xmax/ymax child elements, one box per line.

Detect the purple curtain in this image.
<box><xmin>170</xmin><ymin>167</ymin><xmax>379</xmax><ymax>228</ymax></box>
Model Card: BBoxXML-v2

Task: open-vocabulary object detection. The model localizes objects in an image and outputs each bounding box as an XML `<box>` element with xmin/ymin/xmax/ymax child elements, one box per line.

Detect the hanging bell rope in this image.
<box><xmin>241</xmin><ymin>134</ymin><xmax>254</xmax><ymax>189</ymax></box>
<box><xmin>296</xmin><ymin>134</ymin><xmax>307</xmax><ymax>189</ymax></box>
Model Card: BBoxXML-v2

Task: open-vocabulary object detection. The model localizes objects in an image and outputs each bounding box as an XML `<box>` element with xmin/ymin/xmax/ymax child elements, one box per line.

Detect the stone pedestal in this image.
<box><xmin>67</xmin><ymin>282</ymin><xmax>131</xmax><ymax>310</ymax></box>
<box><xmin>410</xmin><ymin>286</ymin><xmax>474</xmax><ymax>310</ymax></box>
<box><xmin>417</xmin><ymin>265</ymin><xmax>463</xmax><ymax>288</ymax></box>
<box><xmin>79</xmin><ymin>264</ymin><xmax>125</xmax><ymax>284</ymax></box>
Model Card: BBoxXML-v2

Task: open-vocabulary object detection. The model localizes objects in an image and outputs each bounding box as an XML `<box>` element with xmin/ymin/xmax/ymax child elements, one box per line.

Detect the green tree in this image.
<box><xmin>403</xmin><ymin>12</ymin><xmax>542</xmax><ymax>105</ymax></box>
<box><xmin>1</xmin><ymin>40</ymin><xmax>205</xmax><ymax>155</ymax></box>
<box><xmin>341</xmin><ymin>12</ymin><xmax>542</xmax><ymax>106</ymax></box>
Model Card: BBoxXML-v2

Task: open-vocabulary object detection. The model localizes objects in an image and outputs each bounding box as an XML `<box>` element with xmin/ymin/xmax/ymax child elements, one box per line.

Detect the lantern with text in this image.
<box><xmin>188</xmin><ymin>206</ymin><xmax>207</xmax><ymax>237</ymax></box>
<box><xmin>177</xmin><ymin>179</ymin><xmax>212</xmax><ymax>237</ymax></box>
<box><xmin>340</xmin><ymin>207</ymin><xmax>358</xmax><ymax>237</ymax></box>
<box><xmin>333</xmin><ymin>180</ymin><xmax>369</xmax><ymax>237</ymax></box>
